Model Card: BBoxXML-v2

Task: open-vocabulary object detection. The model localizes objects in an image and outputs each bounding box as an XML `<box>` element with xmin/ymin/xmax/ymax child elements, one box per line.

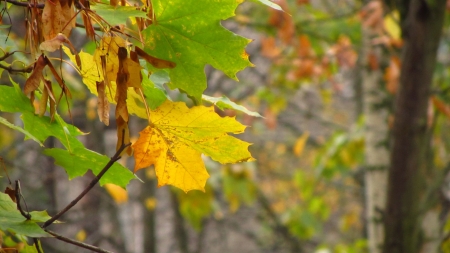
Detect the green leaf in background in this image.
<box><xmin>0</xmin><ymin>116</ymin><xmax>43</xmax><ymax>146</ymax></box>
<box><xmin>202</xmin><ymin>95</ymin><xmax>263</xmax><ymax>117</ymax></box>
<box><xmin>250</xmin><ymin>0</ymin><xmax>283</xmax><ymax>11</ymax></box>
<box><xmin>91</xmin><ymin>4</ymin><xmax>148</xmax><ymax>26</ymax></box>
<box><xmin>142</xmin><ymin>0</ymin><xmax>253</xmax><ymax>103</ymax></box>
<box><xmin>0</xmin><ymin>78</ymin><xmax>34</xmax><ymax>113</ymax></box>
<box><xmin>176</xmin><ymin>185</ymin><xmax>213</xmax><ymax>230</ymax></box>
<box><xmin>43</xmin><ymin>148</ymin><xmax>135</xmax><ymax>188</ymax></box>
<box><xmin>0</xmin><ymin>192</ymin><xmax>51</xmax><ymax>237</ymax></box>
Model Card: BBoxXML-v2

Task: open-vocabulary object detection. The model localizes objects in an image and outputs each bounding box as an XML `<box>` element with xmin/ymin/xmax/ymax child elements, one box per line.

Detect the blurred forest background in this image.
<box><xmin>3</xmin><ymin>0</ymin><xmax>450</xmax><ymax>252</ymax></box>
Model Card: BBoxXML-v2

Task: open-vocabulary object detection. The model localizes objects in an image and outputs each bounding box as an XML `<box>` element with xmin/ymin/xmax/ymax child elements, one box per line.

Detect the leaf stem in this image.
<box><xmin>44</xmin><ymin>229</ymin><xmax>114</xmax><ymax>253</ymax></box>
<box><xmin>42</xmin><ymin>138</ymin><xmax>131</xmax><ymax>228</ymax></box>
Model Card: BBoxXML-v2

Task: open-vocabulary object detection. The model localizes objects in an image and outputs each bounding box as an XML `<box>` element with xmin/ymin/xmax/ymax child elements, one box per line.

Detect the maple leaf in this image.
<box><xmin>142</xmin><ymin>0</ymin><xmax>253</xmax><ymax>102</ymax></box>
<box><xmin>133</xmin><ymin>100</ymin><xmax>254</xmax><ymax>192</ymax></box>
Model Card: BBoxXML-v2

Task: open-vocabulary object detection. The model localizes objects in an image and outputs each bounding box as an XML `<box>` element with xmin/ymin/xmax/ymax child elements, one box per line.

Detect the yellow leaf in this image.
<box><xmin>132</xmin><ymin>100</ymin><xmax>254</xmax><ymax>192</ymax></box>
<box><xmin>75</xmin><ymin>229</ymin><xmax>87</xmax><ymax>242</ymax></box>
<box><xmin>105</xmin><ymin>183</ymin><xmax>128</xmax><ymax>204</ymax></box>
<box><xmin>63</xmin><ymin>46</ymin><xmax>103</xmax><ymax>89</ymax></box>
<box><xmin>94</xmin><ymin>36</ymin><xmax>127</xmax><ymax>87</ymax></box>
<box><xmin>293</xmin><ymin>132</ymin><xmax>309</xmax><ymax>157</ymax></box>
<box><xmin>384</xmin><ymin>11</ymin><xmax>401</xmax><ymax>41</ymax></box>
<box><xmin>145</xmin><ymin>197</ymin><xmax>157</xmax><ymax>210</ymax></box>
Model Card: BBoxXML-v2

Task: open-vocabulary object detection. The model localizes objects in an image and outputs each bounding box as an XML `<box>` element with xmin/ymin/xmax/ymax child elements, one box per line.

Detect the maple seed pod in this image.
<box><xmin>118</xmin><ymin>47</ymin><xmax>128</xmax><ymax>61</ymax></box>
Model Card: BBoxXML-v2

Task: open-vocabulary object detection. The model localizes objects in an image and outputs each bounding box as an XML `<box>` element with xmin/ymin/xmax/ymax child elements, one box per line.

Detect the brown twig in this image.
<box><xmin>3</xmin><ymin>0</ymin><xmax>44</xmax><ymax>8</ymax></box>
<box><xmin>33</xmin><ymin>238</ymin><xmax>43</xmax><ymax>253</ymax></box>
<box><xmin>42</xmin><ymin>138</ymin><xmax>131</xmax><ymax>228</ymax></box>
<box><xmin>44</xmin><ymin>229</ymin><xmax>114</xmax><ymax>253</ymax></box>
<box><xmin>0</xmin><ymin>62</ymin><xmax>33</xmax><ymax>73</ymax></box>
<box><xmin>15</xmin><ymin>180</ymin><xmax>31</xmax><ymax>220</ymax></box>
<box><xmin>15</xmin><ymin>181</ymin><xmax>44</xmax><ymax>252</ymax></box>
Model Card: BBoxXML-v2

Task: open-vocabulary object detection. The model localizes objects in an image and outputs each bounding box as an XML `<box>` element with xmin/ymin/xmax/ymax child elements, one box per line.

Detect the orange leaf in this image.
<box><xmin>432</xmin><ymin>96</ymin><xmax>450</xmax><ymax>119</ymax></box>
<box><xmin>261</xmin><ymin>37</ymin><xmax>281</xmax><ymax>58</ymax></box>
<box><xmin>384</xmin><ymin>56</ymin><xmax>400</xmax><ymax>94</ymax></box>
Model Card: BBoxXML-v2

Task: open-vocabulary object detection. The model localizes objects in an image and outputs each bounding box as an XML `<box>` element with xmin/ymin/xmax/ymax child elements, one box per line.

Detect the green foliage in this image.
<box><xmin>0</xmin><ymin>192</ymin><xmax>50</xmax><ymax>237</ymax></box>
<box><xmin>141</xmin><ymin>0</ymin><xmax>253</xmax><ymax>102</ymax></box>
<box><xmin>44</xmin><ymin>148</ymin><xmax>134</xmax><ymax>187</ymax></box>
<box><xmin>90</xmin><ymin>4</ymin><xmax>148</xmax><ymax>25</ymax></box>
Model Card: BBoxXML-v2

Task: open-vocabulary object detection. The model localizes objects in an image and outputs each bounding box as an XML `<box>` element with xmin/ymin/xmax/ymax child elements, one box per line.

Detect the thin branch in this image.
<box><xmin>76</xmin><ymin>22</ymin><xmax>103</xmax><ymax>31</ymax></box>
<box><xmin>42</xmin><ymin>140</ymin><xmax>131</xmax><ymax>228</ymax></box>
<box><xmin>3</xmin><ymin>0</ymin><xmax>44</xmax><ymax>8</ymax></box>
<box><xmin>44</xmin><ymin>229</ymin><xmax>114</xmax><ymax>253</ymax></box>
<box><xmin>33</xmin><ymin>238</ymin><xmax>43</xmax><ymax>253</ymax></box>
<box><xmin>15</xmin><ymin>180</ymin><xmax>31</xmax><ymax>220</ymax></box>
<box><xmin>0</xmin><ymin>62</ymin><xmax>33</xmax><ymax>73</ymax></box>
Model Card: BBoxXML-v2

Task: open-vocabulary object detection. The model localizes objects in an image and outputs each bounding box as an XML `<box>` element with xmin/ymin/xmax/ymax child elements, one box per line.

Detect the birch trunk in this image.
<box><xmin>362</xmin><ymin>32</ymin><xmax>389</xmax><ymax>253</ymax></box>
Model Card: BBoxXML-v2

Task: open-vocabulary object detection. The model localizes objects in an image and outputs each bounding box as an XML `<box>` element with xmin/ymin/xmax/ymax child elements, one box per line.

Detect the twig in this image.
<box><xmin>76</xmin><ymin>22</ymin><xmax>103</xmax><ymax>31</ymax></box>
<box><xmin>33</xmin><ymin>238</ymin><xmax>43</xmax><ymax>253</ymax></box>
<box><xmin>42</xmin><ymin>139</ymin><xmax>131</xmax><ymax>228</ymax></box>
<box><xmin>44</xmin><ymin>229</ymin><xmax>114</xmax><ymax>253</ymax></box>
<box><xmin>14</xmin><ymin>181</ymin><xmax>44</xmax><ymax>253</ymax></box>
<box><xmin>0</xmin><ymin>62</ymin><xmax>33</xmax><ymax>73</ymax></box>
<box><xmin>3</xmin><ymin>0</ymin><xmax>44</xmax><ymax>8</ymax></box>
<box><xmin>15</xmin><ymin>180</ymin><xmax>31</xmax><ymax>220</ymax></box>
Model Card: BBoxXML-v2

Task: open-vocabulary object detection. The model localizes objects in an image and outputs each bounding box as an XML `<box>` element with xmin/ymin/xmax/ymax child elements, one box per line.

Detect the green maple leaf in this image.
<box><xmin>44</xmin><ymin>148</ymin><xmax>135</xmax><ymax>188</ymax></box>
<box><xmin>0</xmin><ymin>192</ymin><xmax>51</xmax><ymax>237</ymax></box>
<box><xmin>141</xmin><ymin>0</ymin><xmax>253</xmax><ymax>103</ymax></box>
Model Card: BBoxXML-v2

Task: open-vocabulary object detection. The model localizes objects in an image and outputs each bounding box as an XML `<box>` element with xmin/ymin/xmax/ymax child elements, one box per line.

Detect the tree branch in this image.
<box><xmin>15</xmin><ymin>180</ymin><xmax>31</xmax><ymax>220</ymax></box>
<box><xmin>3</xmin><ymin>0</ymin><xmax>44</xmax><ymax>8</ymax></box>
<box><xmin>42</xmin><ymin>139</ymin><xmax>131</xmax><ymax>228</ymax></box>
<box><xmin>44</xmin><ymin>229</ymin><xmax>114</xmax><ymax>253</ymax></box>
<box><xmin>0</xmin><ymin>62</ymin><xmax>33</xmax><ymax>74</ymax></box>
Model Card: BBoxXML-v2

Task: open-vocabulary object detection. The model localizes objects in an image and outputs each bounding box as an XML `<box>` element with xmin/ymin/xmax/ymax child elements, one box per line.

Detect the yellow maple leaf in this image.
<box><xmin>133</xmin><ymin>100</ymin><xmax>254</xmax><ymax>192</ymax></box>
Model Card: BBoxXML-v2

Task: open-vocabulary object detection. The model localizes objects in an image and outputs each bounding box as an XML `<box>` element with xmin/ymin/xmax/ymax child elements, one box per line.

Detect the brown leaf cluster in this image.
<box><xmin>268</xmin><ymin>0</ymin><xmax>294</xmax><ymax>44</ymax></box>
<box><xmin>24</xmin><ymin>55</ymin><xmax>71</xmax><ymax>120</ymax></box>
<box><xmin>41</xmin><ymin>0</ymin><xmax>76</xmax><ymax>41</ymax></box>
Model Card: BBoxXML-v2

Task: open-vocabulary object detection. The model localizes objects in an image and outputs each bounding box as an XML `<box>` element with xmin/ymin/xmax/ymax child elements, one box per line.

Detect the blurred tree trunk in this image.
<box><xmin>361</xmin><ymin>31</ymin><xmax>389</xmax><ymax>253</ymax></box>
<box><xmin>383</xmin><ymin>0</ymin><xmax>446</xmax><ymax>253</ymax></box>
<box><xmin>171</xmin><ymin>191</ymin><xmax>189</xmax><ymax>253</ymax></box>
<box><xmin>142</xmin><ymin>177</ymin><xmax>157</xmax><ymax>253</ymax></box>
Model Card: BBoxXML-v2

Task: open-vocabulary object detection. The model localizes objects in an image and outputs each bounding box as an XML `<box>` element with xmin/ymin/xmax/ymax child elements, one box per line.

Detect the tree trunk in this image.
<box><xmin>362</xmin><ymin>38</ymin><xmax>389</xmax><ymax>253</ymax></box>
<box><xmin>383</xmin><ymin>1</ymin><xmax>446</xmax><ymax>253</ymax></box>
